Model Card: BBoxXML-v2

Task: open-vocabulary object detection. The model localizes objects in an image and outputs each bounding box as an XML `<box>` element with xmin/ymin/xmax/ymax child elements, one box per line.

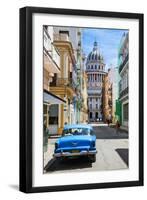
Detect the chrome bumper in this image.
<box><xmin>53</xmin><ymin>150</ymin><xmax>97</xmax><ymax>158</ymax></box>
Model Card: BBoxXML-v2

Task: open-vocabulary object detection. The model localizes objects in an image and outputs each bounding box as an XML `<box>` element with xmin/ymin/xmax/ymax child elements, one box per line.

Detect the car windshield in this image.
<box><xmin>62</xmin><ymin>128</ymin><xmax>92</xmax><ymax>136</ymax></box>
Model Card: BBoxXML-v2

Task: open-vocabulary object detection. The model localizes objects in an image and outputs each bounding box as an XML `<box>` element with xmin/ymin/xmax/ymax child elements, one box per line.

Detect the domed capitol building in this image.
<box><xmin>86</xmin><ymin>41</ymin><xmax>106</xmax><ymax>122</ymax></box>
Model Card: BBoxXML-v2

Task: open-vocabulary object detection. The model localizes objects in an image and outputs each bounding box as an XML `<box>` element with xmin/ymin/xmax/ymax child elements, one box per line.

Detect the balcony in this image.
<box><xmin>50</xmin><ymin>78</ymin><xmax>77</xmax><ymax>91</ymax></box>
<box><xmin>54</xmin><ymin>33</ymin><xmax>69</xmax><ymax>42</ymax></box>
<box><xmin>44</xmin><ymin>28</ymin><xmax>60</xmax><ymax>72</ymax></box>
<box><xmin>108</xmin><ymin>100</ymin><xmax>112</xmax><ymax>108</ymax></box>
<box><xmin>119</xmin><ymin>54</ymin><xmax>129</xmax><ymax>73</ymax></box>
<box><xmin>108</xmin><ymin>87</ymin><xmax>112</xmax><ymax>91</ymax></box>
<box><xmin>119</xmin><ymin>87</ymin><xmax>128</xmax><ymax>99</ymax></box>
<box><xmin>119</xmin><ymin>80</ymin><xmax>122</xmax><ymax>94</ymax></box>
<box><xmin>107</xmin><ymin>87</ymin><xmax>112</xmax><ymax>95</ymax></box>
<box><xmin>51</xmin><ymin>45</ymin><xmax>60</xmax><ymax>67</ymax></box>
<box><xmin>87</xmin><ymin>88</ymin><xmax>102</xmax><ymax>95</ymax></box>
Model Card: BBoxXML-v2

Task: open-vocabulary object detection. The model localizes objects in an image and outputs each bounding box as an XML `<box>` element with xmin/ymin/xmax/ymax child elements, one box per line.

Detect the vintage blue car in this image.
<box><xmin>53</xmin><ymin>124</ymin><xmax>97</xmax><ymax>162</ymax></box>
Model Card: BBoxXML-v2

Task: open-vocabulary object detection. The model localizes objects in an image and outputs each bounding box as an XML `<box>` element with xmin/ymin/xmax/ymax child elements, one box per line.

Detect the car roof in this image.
<box><xmin>64</xmin><ymin>124</ymin><xmax>92</xmax><ymax>130</ymax></box>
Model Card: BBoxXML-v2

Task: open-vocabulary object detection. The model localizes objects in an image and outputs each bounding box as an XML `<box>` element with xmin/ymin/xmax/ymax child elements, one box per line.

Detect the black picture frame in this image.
<box><xmin>19</xmin><ymin>6</ymin><xmax>144</xmax><ymax>193</ymax></box>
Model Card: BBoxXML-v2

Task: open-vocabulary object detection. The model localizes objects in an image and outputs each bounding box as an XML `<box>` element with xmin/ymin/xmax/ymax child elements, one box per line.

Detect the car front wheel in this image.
<box><xmin>56</xmin><ymin>157</ymin><xmax>67</xmax><ymax>163</ymax></box>
<box><xmin>89</xmin><ymin>155</ymin><xmax>96</xmax><ymax>163</ymax></box>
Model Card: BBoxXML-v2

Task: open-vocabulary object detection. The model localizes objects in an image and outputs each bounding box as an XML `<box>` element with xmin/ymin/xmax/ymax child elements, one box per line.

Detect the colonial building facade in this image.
<box><xmin>44</xmin><ymin>26</ymin><xmax>88</xmax><ymax>136</ymax></box>
<box><xmin>103</xmin><ymin>68</ymin><xmax>113</xmax><ymax>123</ymax></box>
<box><xmin>103</xmin><ymin>67</ymin><xmax>120</xmax><ymax>123</ymax></box>
<box><xmin>86</xmin><ymin>41</ymin><xmax>106</xmax><ymax>122</ymax></box>
<box><xmin>118</xmin><ymin>32</ymin><xmax>129</xmax><ymax>129</ymax></box>
<box><xmin>50</xmin><ymin>29</ymin><xmax>77</xmax><ymax>134</ymax></box>
<box><xmin>43</xmin><ymin>26</ymin><xmax>65</xmax><ymax>151</ymax></box>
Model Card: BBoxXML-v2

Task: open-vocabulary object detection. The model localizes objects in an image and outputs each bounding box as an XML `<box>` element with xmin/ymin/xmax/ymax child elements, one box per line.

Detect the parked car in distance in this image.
<box><xmin>53</xmin><ymin>124</ymin><xmax>97</xmax><ymax>162</ymax></box>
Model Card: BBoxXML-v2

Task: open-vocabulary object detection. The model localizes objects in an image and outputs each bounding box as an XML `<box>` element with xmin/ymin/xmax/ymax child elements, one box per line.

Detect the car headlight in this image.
<box><xmin>91</xmin><ymin>141</ymin><xmax>95</xmax><ymax>147</ymax></box>
<box><xmin>55</xmin><ymin>142</ymin><xmax>58</xmax><ymax>149</ymax></box>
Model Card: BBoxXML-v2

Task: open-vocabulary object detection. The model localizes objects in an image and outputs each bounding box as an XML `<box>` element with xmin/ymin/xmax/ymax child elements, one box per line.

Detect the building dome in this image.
<box><xmin>87</xmin><ymin>41</ymin><xmax>103</xmax><ymax>62</ymax></box>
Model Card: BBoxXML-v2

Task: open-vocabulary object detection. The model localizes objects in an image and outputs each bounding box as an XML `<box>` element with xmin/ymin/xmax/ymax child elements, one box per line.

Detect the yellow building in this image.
<box><xmin>75</xmin><ymin>34</ymin><xmax>88</xmax><ymax>123</ymax></box>
<box><xmin>103</xmin><ymin>69</ymin><xmax>113</xmax><ymax>122</ymax></box>
<box><xmin>50</xmin><ymin>30</ymin><xmax>77</xmax><ymax>134</ymax></box>
<box><xmin>43</xmin><ymin>26</ymin><xmax>66</xmax><ymax>152</ymax></box>
<box><xmin>44</xmin><ymin>26</ymin><xmax>88</xmax><ymax>136</ymax></box>
<box><xmin>80</xmin><ymin>55</ymin><xmax>88</xmax><ymax>123</ymax></box>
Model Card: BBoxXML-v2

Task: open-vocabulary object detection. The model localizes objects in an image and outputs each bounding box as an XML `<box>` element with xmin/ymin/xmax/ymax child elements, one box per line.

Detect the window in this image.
<box><xmin>91</xmin><ymin>65</ymin><xmax>93</xmax><ymax>69</ymax></box>
<box><xmin>44</xmin><ymin>34</ymin><xmax>47</xmax><ymax>42</ymax></box>
<box><xmin>59</xmin><ymin>30</ymin><xmax>69</xmax><ymax>36</ymax></box>
<box><xmin>90</xmin><ymin>104</ymin><xmax>92</xmax><ymax>109</ymax></box>
<box><xmin>78</xmin><ymin>31</ymin><xmax>81</xmax><ymax>36</ymax></box>
<box><xmin>63</xmin><ymin>128</ymin><xmax>91</xmax><ymax>136</ymax></box>
<box><xmin>95</xmin><ymin>65</ymin><xmax>97</xmax><ymax>69</ymax></box>
<box><xmin>43</xmin><ymin>104</ymin><xmax>48</xmax><ymax>115</ymax></box>
<box><xmin>123</xmin><ymin>103</ymin><xmax>128</xmax><ymax>121</ymax></box>
<box><xmin>96</xmin><ymin>104</ymin><xmax>98</xmax><ymax>109</ymax></box>
<box><xmin>49</xmin><ymin>104</ymin><xmax>59</xmax><ymax>124</ymax></box>
<box><xmin>90</xmin><ymin>112</ymin><xmax>92</xmax><ymax>119</ymax></box>
<box><xmin>43</xmin><ymin>104</ymin><xmax>48</xmax><ymax>128</ymax></box>
<box><xmin>95</xmin><ymin>75</ymin><xmax>97</xmax><ymax>81</ymax></box>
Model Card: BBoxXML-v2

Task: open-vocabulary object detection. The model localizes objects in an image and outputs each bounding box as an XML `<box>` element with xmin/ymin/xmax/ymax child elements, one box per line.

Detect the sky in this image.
<box><xmin>82</xmin><ymin>28</ymin><xmax>128</xmax><ymax>70</ymax></box>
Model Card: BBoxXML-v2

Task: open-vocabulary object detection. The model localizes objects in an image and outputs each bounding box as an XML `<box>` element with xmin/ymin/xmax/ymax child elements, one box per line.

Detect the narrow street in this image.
<box><xmin>43</xmin><ymin>27</ymin><xmax>129</xmax><ymax>175</ymax></box>
<box><xmin>44</xmin><ymin>124</ymin><xmax>128</xmax><ymax>174</ymax></box>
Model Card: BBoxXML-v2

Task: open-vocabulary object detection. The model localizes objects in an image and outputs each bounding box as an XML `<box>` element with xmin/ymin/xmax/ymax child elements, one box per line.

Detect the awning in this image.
<box><xmin>43</xmin><ymin>89</ymin><xmax>66</xmax><ymax>104</ymax></box>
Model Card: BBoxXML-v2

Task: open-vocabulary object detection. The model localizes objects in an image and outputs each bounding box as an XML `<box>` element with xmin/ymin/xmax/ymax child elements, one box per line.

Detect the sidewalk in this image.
<box><xmin>44</xmin><ymin>138</ymin><xmax>58</xmax><ymax>169</ymax></box>
<box><xmin>108</xmin><ymin>123</ymin><xmax>128</xmax><ymax>133</ymax></box>
<box><xmin>120</xmin><ymin>126</ymin><xmax>128</xmax><ymax>133</ymax></box>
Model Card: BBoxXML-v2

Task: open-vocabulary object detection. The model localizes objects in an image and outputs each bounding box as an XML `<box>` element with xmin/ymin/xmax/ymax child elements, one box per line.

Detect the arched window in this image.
<box><xmin>95</xmin><ymin>74</ymin><xmax>97</xmax><ymax>81</ymax></box>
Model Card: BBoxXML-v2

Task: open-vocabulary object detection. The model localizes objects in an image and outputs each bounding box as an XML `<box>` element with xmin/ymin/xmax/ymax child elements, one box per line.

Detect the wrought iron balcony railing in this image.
<box><xmin>119</xmin><ymin>54</ymin><xmax>129</xmax><ymax>73</ymax></box>
<box><xmin>54</xmin><ymin>33</ymin><xmax>69</xmax><ymax>42</ymax></box>
<box><xmin>108</xmin><ymin>100</ymin><xmax>112</xmax><ymax>107</ymax></box>
<box><xmin>50</xmin><ymin>78</ymin><xmax>77</xmax><ymax>90</ymax></box>
<box><xmin>119</xmin><ymin>87</ymin><xmax>128</xmax><ymax>99</ymax></box>
<box><xmin>44</xmin><ymin>28</ymin><xmax>60</xmax><ymax>68</ymax></box>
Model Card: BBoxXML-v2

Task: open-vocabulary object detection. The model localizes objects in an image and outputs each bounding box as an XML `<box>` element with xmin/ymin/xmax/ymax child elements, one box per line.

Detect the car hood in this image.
<box><xmin>57</xmin><ymin>135</ymin><xmax>95</xmax><ymax>148</ymax></box>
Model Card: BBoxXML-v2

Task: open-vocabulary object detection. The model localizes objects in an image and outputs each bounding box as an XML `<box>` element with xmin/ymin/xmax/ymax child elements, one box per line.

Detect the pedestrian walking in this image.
<box><xmin>107</xmin><ymin>118</ymin><xmax>110</xmax><ymax>127</ymax></box>
<box><xmin>115</xmin><ymin>120</ymin><xmax>120</xmax><ymax>135</ymax></box>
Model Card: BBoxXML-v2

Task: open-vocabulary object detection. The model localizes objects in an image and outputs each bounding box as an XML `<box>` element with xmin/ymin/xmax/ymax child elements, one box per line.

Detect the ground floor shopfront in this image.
<box><xmin>44</xmin><ymin>101</ymin><xmax>76</xmax><ymax>136</ymax></box>
<box><xmin>121</xmin><ymin>100</ymin><xmax>129</xmax><ymax>128</ymax></box>
<box><xmin>119</xmin><ymin>94</ymin><xmax>129</xmax><ymax>130</ymax></box>
<box><xmin>44</xmin><ymin>89</ymin><xmax>88</xmax><ymax>136</ymax></box>
<box><xmin>43</xmin><ymin>90</ymin><xmax>66</xmax><ymax>152</ymax></box>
